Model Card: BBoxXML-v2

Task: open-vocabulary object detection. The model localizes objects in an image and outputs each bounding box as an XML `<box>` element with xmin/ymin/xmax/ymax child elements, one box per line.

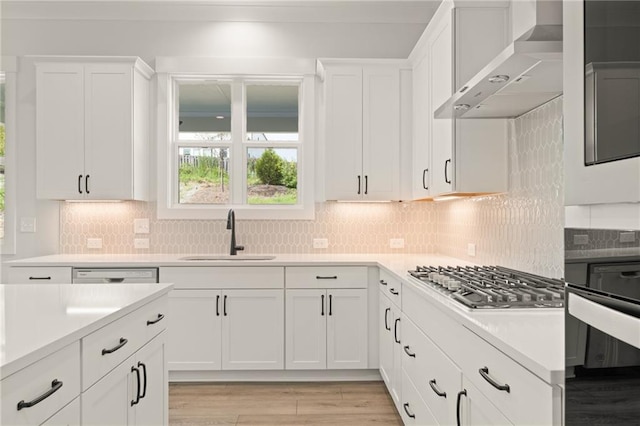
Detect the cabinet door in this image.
<box><xmin>167</xmin><ymin>290</ymin><xmax>222</xmax><ymax>371</ymax></box>
<box><xmin>390</xmin><ymin>304</ymin><xmax>403</xmax><ymax>407</ymax></box>
<box><xmin>326</xmin><ymin>289</ymin><xmax>368</xmax><ymax>369</ymax></box>
<box><xmin>324</xmin><ymin>66</ymin><xmax>364</xmax><ymax>200</ymax></box>
<box><xmin>40</xmin><ymin>398</ymin><xmax>80</xmax><ymax>426</ymax></box>
<box><xmin>412</xmin><ymin>55</ymin><xmax>431</xmax><ymax>199</ymax></box>
<box><xmin>285</xmin><ymin>289</ymin><xmax>327</xmax><ymax>370</ymax></box>
<box><xmin>362</xmin><ymin>67</ymin><xmax>400</xmax><ymax>201</ymax></box>
<box><xmin>458</xmin><ymin>377</ymin><xmax>512</xmax><ymax>426</ymax></box>
<box><xmin>222</xmin><ymin>289</ymin><xmax>284</xmax><ymax>370</ymax></box>
<box><xmin>36</xmin><ymin>63</ymin><xmax>85</xmax><ymax>200</ymax></box>
<box><xmin>378</xmin><ymin>293</ymin><xmax>394</xmax><ymax>386</ymax></box>
<box><xmin>84</xmin><ymin>64</ymin><xmax>134</xmax><ymax>200</ymax></box>
<box><xmin>132</xmin><ymin>333</ymin><xmax>166</xmax><ymax>426</ymax></box>
<box><xmin>429</xmin><ymin>9</ymin><xmax>454</xmax><ymax>196</ymax></box>
<box><xmin>81</xmin><ymin>354</ymin><xmax>134</xmax><ymax>426</ymax></box>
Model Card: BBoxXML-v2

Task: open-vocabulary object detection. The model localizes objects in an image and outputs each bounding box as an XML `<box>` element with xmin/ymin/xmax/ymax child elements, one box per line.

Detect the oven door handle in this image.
<box><xmin>568</xmin><ymin>292</ymin><xmax>640</xmax><ymax>350</ymax></box>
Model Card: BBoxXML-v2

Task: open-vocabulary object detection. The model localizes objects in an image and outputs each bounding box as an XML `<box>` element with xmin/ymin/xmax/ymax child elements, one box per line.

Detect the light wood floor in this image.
<box><xmin>169</xmin><ymin>381</ymin><xmax>403</xmax><ymax>426</ymax></box>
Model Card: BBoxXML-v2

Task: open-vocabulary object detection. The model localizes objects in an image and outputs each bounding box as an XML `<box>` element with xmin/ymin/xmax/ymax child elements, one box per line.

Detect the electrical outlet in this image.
<box><xmin>313</xmin><ymin>238</ymin><xmax>329</xmax><ymax>249</ymax></box>
<box><xmin>20</xmin><ymin>217</ymin><xmax>37</xmax><ymax>233</ymax></box>
<box><xmin>390</xmin><ymin>238</ymin><xmax>405</xmax><ymax>249</ymax></box>
<box><xmin>134</xmin><ymin>238</ymin><xmax>150</xmax><ymax>249</ymax></box>
<box><xmin>573</xmin><ymin>234</ymin><xmax>589</xmax><ymax>245</ymax></box>
<box><xmin>87</xmin><ymin>238</ymin><xmax>102</xmax><ymax>249</ymax></box>
<box><xmin>620</xmin><ymin>232</ymin><xmax>636</xmax><ymax>243</ymax></box>
<box><xmin>467</xmin><ymin>243</ymin><xmax>476</xmax><ymax>257</ymax></box>
<box><xmin>134</xmin><ymin>218</ymin><xmax>150</xmax><ymax>234</ymax></box>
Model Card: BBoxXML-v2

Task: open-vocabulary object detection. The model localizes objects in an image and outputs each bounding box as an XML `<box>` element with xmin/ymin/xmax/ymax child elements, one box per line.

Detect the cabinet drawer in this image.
<box><xmin>1</xmin><ymin>342</ymin><xmax>80</xmax><ymax>426</ymax></box>
<box><xmin>160</xmin><ymin>267</ymin><xmax>284</xmax><ymax>289</ymax></box>
<box><xmin>379</xmin><ymin>269</ymin><xmax>401</xmax><ymax>307</ymax></box>
<box><xmin>286</xmin><ymin>266</ymin><xmax>367</xmax><ymax>289</ymax></box>
<box><xmin>6</xmin><ymin>267</ymin><xmax>72</xmax><ymax>284</ymax></box>
<box><xmin>456</xmin><ymin>327</ymin><xmax>553</xmax><ymax>425</ymax></box>
<box><xmin>400</xmin><ymin>368</ymin><xmax>438</xmax><ymax>425</ymax></box>
<box><xmin>137</xmin><ymin>295</ymin><xmax>169</xmax><ymax>343</ymax></box>
<box><xmin>82</xmin><ymin>311</ymin><xmax>142</xmax><ymax>391</ymax></box>
<box><xmin>40</xmin><ymin>397</ymin><xmax>80</xmax><ymax>425</ymax></box>
<box><xmin>402</xmin><ymin>314</ymin><xmax>460</xmax><ymax>426</ymax></box>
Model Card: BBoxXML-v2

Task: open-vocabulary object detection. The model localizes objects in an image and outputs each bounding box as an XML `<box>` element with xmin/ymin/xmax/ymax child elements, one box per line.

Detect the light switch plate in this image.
<box><xmin>573</xmin><ymin>234</ymin><xmax>589</xmax><ymax>245</ymax></box>
<box><xmin>467</xmin><ymin>243</ymin><xmax>476</xmax><ymax>257</ymax></box>
<box><xmin>87</xmin><ymin>238</ymin><xmax>102</xmax><ymax>249</ymax></box>
<box><xmin>619</xmin><ymin>232</ymin><xmax>636</xmax><ymax>243</ymax></box>
<box><xmin>20</xmin><ymin>217</ymin><xmax>37</xmax><ymax>233</ymax></box>
<box><xmin>313</xmin><ymin>238</ymin><xmax>329</xmax><ymax>249</ymax></box>
<box><xmin>134</xmin><ymin>238</ymin><xmax>150</xmax><ymax>249</ymax></box>
<box><xmin>390</xmin><ymin>238</ymin><xmax>405</xmax><ymax>249</ymax></box>
<box><xmin>134</xmin><ymin>218</ymin><xmax>150</xmax><ymax>234</ymax></box>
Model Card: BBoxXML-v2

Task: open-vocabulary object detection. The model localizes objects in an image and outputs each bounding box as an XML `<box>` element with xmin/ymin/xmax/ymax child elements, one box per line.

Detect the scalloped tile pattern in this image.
<box><xmin>60</xmin><ymin>201</ymin><xmax>438</xmax><ymax>254</ymax></box>
<box><xmin>436</xmin><ymin>97</ymin><xmax>564</xmax><ymax>278</ymax></box>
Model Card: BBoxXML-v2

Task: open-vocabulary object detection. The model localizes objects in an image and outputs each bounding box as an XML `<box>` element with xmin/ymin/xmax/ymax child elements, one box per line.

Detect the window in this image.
<box><xmin>157</xmin><ymin>66</ymin><xmax>315</xmax><ymax>220</ymax></box>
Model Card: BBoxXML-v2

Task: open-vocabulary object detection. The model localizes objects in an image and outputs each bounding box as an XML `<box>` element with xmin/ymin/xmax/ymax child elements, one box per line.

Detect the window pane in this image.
<box><xmin>178</xmin><ymin>81</ymin><xmax>231</xmax><ymax>141</ymax></box>
<box><xmin>247</xmin><ymin>148</ymin><xmax>297</xmax><ymax>205</ymax></box>
<box><xmin>246</xmin><ymin>85</ymin><xmax>299</xmax><ymax>141</ymax></box>
<box><xmin>178</xmin><ymin>147</ymin><xmax>230</xmax><ymax>204</ymax></box>
<box><xmin>0</xmin><ymin>74</ymin><xmax>5</xmax><ymax>239</ymax></box>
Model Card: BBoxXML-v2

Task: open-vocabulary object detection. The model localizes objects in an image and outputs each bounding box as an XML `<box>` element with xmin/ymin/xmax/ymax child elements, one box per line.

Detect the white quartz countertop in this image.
<box><xmin>5</xmin><ymin>253</ymin><xmax>563</xmax><ymax>385</ymax></box>
<box><xmin>0</xmin><ymin>283</ymin><xmax>173</xmax><ymax>380</ymax></box>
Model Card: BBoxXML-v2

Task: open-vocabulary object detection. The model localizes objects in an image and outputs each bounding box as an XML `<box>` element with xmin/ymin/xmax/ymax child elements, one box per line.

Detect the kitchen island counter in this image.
<box><xmin>0</xmin><ymin>283</ymin><xmax>173</xmax><ymax>380</ymax></box>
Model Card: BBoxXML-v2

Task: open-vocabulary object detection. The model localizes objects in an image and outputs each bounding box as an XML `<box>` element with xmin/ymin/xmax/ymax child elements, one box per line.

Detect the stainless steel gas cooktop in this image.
<box><xmin>408</xmin><ymin>265</ymin><xmax>565</xmax><ymax>309</ymax></box>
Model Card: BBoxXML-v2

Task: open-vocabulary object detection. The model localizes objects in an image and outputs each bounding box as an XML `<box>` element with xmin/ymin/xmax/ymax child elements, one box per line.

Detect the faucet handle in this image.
<box><xmin>235</xmin><ymin>245</ymin><xmax>245</xmax><ymax>252</ymax></box>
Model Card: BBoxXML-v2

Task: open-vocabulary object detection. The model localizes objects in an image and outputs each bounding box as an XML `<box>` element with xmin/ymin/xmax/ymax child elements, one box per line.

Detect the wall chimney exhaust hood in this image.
<box><xmin>435</xmin><ymin>0</ymin><xmax>562</xmax><ymax>119</ymax></box>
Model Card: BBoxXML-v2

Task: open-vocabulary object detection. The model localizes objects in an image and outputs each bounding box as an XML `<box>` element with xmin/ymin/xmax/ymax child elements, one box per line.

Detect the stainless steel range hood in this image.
<box><xmin>435</xmin><ymin>0</ymin><xmax>563</xmax><ymax>119</ymax></box>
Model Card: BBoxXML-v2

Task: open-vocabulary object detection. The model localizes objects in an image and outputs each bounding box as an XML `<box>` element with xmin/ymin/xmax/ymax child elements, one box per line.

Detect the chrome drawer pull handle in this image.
<box><xmin>479</xmin><ymin>367</ymin><xmax>510</xmax><ymax>393</ymax></box>
<box><xmin>17</xmin><ymin>379</ymin><xmax>63</xmax><ymax>411</ymax></box>
<box><xmin>403</xmin><ymin>345</ymin><xmax>416</xmax><ymax>358</ymax></box>
<box><xmin>102</xmin><ymin>337</ymin><xmax>128</xmax><ymax>355</ymax></box>
<box><xmin>384</xmin><ymin>308</ymin><xmax>390</xmax><ymax>331</ymax></box>
<box><xmin>403</xmin><ymin>403</ymin><xmax>416</xmax><ymax>419</ymax></box>
<box><xmin>429</xmin><ymin>379</ymin><xmax>447</xmax><ymax>398</ymax></box>
<box><xmin>389</xmin><ymin>289</ymin><xmax>399</xmax><ymax>295</ymax></box>
<box><xmin>146</xmin><ymin>313</ymin><xmax>165</xmax><ymax>326</ymax></box>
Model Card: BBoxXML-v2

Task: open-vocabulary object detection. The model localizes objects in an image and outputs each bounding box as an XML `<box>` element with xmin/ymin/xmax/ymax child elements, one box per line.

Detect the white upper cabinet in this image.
<box><xmin>36</xmin><ymin>57</ymin><xmax>152</xmax><ymax>201</ymax></box>
<box><xmin>321</xmin><ymin>61</ymin><xmax>402</xmax><ymax>201</ymax></box>
<box><xmin>410</xmin><ymin>0</ymin><xmax>509</xmax><ymax>198</ymax></box>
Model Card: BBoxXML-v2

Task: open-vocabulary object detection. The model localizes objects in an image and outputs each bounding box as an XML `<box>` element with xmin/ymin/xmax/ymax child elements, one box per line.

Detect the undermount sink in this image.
<box><xmin>178</xmin><ymin>255</ymin><xmax>276</xmax><ymax>261</ymax></box>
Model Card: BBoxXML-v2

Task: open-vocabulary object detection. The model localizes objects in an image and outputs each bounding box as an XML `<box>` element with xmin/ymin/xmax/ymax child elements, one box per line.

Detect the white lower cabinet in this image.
<box><xmin>400</xmin><ymin>369</ymin><xmax>438</xmax><ymax>425</ymax></box>
<box><xmin>286</xmin><ymin>289</ymin><xmax>368</xmax><ymax>370</ymax></box>
<box><xmin>457</xmin><ymin>377</ymin><xmax>512</xmax><ymax>426</ymax></box>
<box><xmin>167</xmin><ymin>290</ymin><xmax>222</xmax><ymax>371</ymax></box>
<box><xmin>379</xmin><ymin>290</ymin><xmax>402</xmax><ymax>409</ymax></box>
<box><xmin>40</xmin><ymin>398</ymin><xmax>80</xmax><ymax>426</ymax></box>
<box><xmin>222</xmin><ymin>289</ymin><xmax>284</xmax><ymax>370</ymax></box>
<box><xmin>81</xmin><ymin>332</ymin><xmax>166</xmax><ymax>426</ymax></box>
<box><xmin>167</xmin><ymin>289</ymin><xmax>284</xmax><ymax>371</ymax></box>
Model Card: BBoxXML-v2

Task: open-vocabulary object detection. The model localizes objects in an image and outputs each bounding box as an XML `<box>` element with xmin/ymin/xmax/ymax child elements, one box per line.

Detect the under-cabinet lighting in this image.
<box><xmin>433</xmin><ymin>195</ymin><xmax>465</xmax><ymax>202</ymax></box>
<box><xmin>65</xmin><ymin>200</ymin><xmax>125</xmax><ymax>203</ymax></box>
<box><xmin>216</xmin><ymin>115</ymin><xmax>224</xmax><ymax>119</ymax></box>
<box><xmin>334</xmin><ymin>200</ymin><xmax>393</xmax><ymax>204</ymax></box>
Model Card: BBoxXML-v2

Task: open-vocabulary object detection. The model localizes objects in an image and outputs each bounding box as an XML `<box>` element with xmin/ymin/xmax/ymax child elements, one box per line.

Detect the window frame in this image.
<box><xmin>156</xmin><ymin>60</ymin><xmax>315</xmax><ymax>220</ymax></box>
<box><xmin>0</xmin><ymin>57</ymin><xmax>17</xmax><ymax>254</ymax></box>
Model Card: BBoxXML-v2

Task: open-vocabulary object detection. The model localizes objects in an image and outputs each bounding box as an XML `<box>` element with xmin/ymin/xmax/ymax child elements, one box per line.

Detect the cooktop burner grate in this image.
<box><xmin>408</xmin><ymin>265</ymin><xmax>565</xmax><ymax>309</ymax></box>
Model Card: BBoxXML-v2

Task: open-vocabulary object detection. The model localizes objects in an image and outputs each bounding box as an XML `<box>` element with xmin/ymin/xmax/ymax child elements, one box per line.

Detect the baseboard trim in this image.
<box><xmin>169</xmin><ymin>369</ymin><xmax>382</xmax><ymax>382</ymax></box>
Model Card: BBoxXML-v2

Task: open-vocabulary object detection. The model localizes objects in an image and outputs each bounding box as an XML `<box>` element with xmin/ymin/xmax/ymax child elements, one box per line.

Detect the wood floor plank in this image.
<box><xmin>296</xmin><ymin>399</ymin><xmax>396</xmax><ymax>416</ymax></box>
<box><xmin>169</xmin><ymin>415</ymin><xmax>238</xmax><ymax>426</ymax></box>
<box><xmin>236</xmin><ymin>413</ymin><xmax>403</xmax><ymax>426</ymax></box>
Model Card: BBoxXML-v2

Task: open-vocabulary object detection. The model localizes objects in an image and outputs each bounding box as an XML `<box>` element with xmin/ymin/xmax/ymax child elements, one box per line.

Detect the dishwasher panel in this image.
<box><xmin>72</xmin><ymin>268</ymin><xmax>158</xmax><ymax>284</ymax></box>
